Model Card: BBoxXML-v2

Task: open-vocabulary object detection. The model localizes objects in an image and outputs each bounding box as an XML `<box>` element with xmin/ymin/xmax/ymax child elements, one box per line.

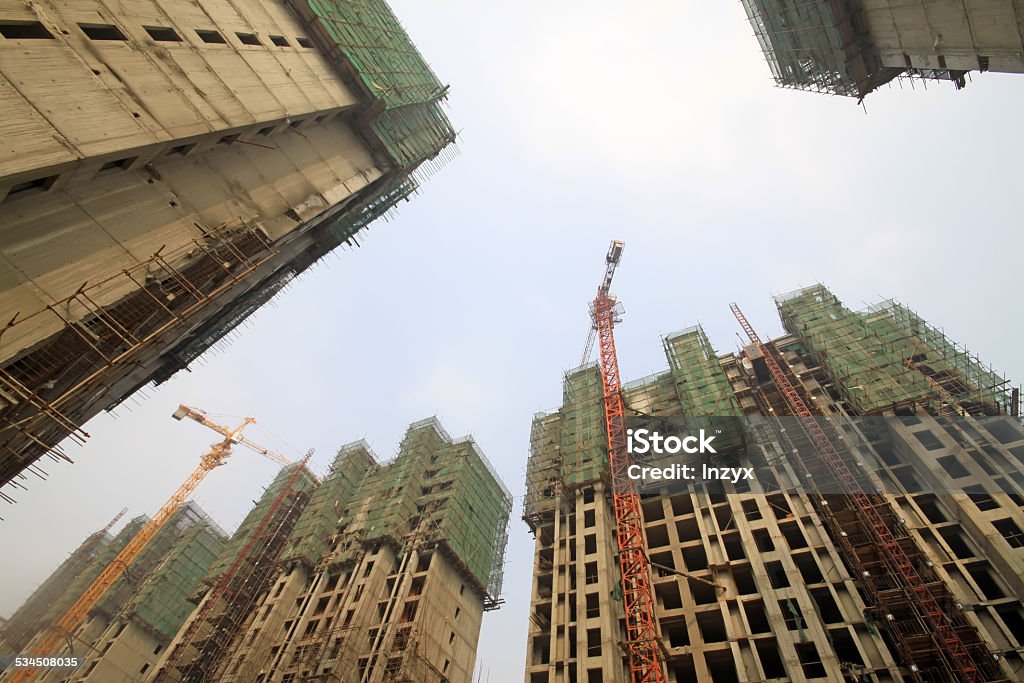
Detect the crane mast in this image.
<box><xmin>76</xmin><ymin>506</ymin><xmax>128</xmax><ymax>561</ymax></box>
<box><xmin>730</xmin><ymin>303</ymin><xmax>983</xmax><ymax>683</ymax></box>
<box><xmin>589</xmin><ymin>241</ymin><xmax>667</xmax><ymax>683</ymax></box>
<box><xmin>9</xmin><ymin>406</ymin><xmax>293</xmax><ymax>683</ymax></box>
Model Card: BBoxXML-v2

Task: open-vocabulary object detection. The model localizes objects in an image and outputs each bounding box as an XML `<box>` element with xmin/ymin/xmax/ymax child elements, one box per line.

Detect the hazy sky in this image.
<box><xmin>2</xmin><ymin>1</ymin><xmax>1023</xmax><ymax>681</ymax></box>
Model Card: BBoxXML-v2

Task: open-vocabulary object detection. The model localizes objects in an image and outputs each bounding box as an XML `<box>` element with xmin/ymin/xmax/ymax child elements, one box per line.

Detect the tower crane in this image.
<box><xmin>75</xmin><ymin>506</ymin><xmax>129</xmax><ymax>562</ymax></box>
<box><xmin>730</xmin><ymin>303</ymin><xmax>984</xmax><ymax>683</ymax></box>
<box><xmin>584</xmin><ymin>241</ymin><xmax>667</xmax><ymax>683</ymax></box>
<box><xmin>9</xmin><ymin>405</ymin><xmax>294</xmax><ymax>683</ymax></box>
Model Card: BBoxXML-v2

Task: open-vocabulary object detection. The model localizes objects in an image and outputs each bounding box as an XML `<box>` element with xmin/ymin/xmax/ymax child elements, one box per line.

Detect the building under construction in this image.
<box><xmin>2</xmin><ymin>509</ymin><xmax>128</xmax><ymax>655</ymax></box>
<box><xmin>0</xmin><ymin>0</ymin><xmax>456</xmax><ymax>495</ymax></box>
<box><xmin>146</xmin><ymin>418</ymin><xmax>510</xmax><ymax>683</ymax></box>
<box><xmin>3</xmin><ymin>418</ymin><xmax>510</xmax><ymax>683</ymax></box>
<box><xmin>2</xmin><ymin>502</ymin><xmax>227</xmax><ymax>683</ymax></box>
<box><xmin>524</xmin><ymin>284</ymin><xmax>1024</xmax><ymax>682</ymax></box>
<box><xmin>740</xmin><ymin>0</ymin><xmax>1024</xmax><ymax>99</ymax></box>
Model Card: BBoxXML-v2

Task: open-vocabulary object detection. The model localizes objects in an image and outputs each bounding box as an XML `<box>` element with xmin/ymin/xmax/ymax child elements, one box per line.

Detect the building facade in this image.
<box><xmin>1</xmin><ymin>519</ymin><xmax>117</xmax><ymax>654</ymax></box>
<box><xmin>150</xmin><ymin>418</ymin><xmax>512</xmax><ymax>683</ymax></box>
<box><xmin>740</xmin><ymin>0</ymin><xmax>1024</xmax><ymax>98</ymax></box>
<box><xmin>524</xmin><ymin>285</ymin><xmax>1024</xmax><ymax>682</ymax></box>
<box><xmin>0</xmin><ymin>0</ymin><xmax>455</xmax><ymax>492</ymax></box>
<box><xmin>1</xmin><ymin>502</ymin><xmax>226</xmax><ymax>683</ymax></box>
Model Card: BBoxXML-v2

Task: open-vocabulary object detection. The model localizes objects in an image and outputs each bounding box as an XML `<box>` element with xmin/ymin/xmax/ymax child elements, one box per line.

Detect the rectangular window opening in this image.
<box><xmin>79</xmin><ymin>23</ymin><xmax>127</xmax><ymax>41</ymax></box>
<box><xmin>795</xmin><ymin>643</ymin><xmax>827</xmax><ymax>678</ymax></box>
<box><xmin>755</xmin><ymin>639</ymin><xmax>786</xmax><ymax>679</ymax></box>
<box><xmin>166</xmin><ymin>143</ymin><xmax>195</xmax><ymax>157</ymax></box>
<box><xmin>743</xmin><ymin>600</ymin><xmax>770</xmax><ymax>633</ymax></box>
<box><xmin>97</xmin><ymin>156</ymin><xmax>137</xmax><ymax>174</ymax></box>
<box><xmin>993</xmin><ymin>518</ymin><xmax>1024</xmax><ymax>548</ymax></box>
<box><xmin>3</xmin><ymin>174</ymin><xmax>58</xmax><ymax>202</ymax></box>
<box><xmin>144</xmin><ymin>26</ymin><xmax>181</xmax><ymax>42</ymax></box>
<box><xmin>196</xmin><ymin>29</ymin><xmax>226</xmax><ymax>44</ymax></box>
<box><xmin>0</xmin><ymin>21</ymin><xmax>54</xmax><ymax>39</ymax></box>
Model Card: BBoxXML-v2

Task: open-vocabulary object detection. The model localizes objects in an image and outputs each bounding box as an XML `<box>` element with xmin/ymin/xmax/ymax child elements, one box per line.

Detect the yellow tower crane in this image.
<box><xmin>8</xmin><ymin>404</ymin><xmax>293</xmax><ymax>683</ymax></box>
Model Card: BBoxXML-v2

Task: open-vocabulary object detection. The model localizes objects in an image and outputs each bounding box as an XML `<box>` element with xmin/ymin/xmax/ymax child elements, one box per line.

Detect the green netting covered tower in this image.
<box><xmin>775</xmin><ymin>284</ymin><xmax>1018</xmax><ymax>416</ymax></box>
<box><xmin>314</xmin><ymin>418</ymin><xmax>512</xmax><ymax>607</ymax></box>
<box><xmin>126</xmin><ymin>522</ymin><xmax>227</xmax><ymax>641</ymax></box>
<box><xmin>525</xmin><ymin>325</ymin><xmax>747</xmax><ymax>525</ymax></box>
<box><xmin>279</xmin><ymin>441</ymin><xmax>378</xmax><ymax>569</ymax></box>
<box><xmin>201</xmin><ymin>464</ymin><xmax>320</xmax><ymax>585</ymax></box>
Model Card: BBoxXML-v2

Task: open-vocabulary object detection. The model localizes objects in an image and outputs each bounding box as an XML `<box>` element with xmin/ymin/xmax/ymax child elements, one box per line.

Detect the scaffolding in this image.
<box><xmin>0</xmin><ymin>222</ymin><xmax>275</xmax><ymax>489</ymax></box>
<box><xmin>733</xmin><ymin>302</ymin><xmax>999</xmax><ymax>683</ymax></box>
<box><xmin>740</xmin><ymin>0</ymin><xmax>883</xmax><ymax>97</ymax></box>
<box><xmin>1</xmin><ymin>523</ymin><xmax>115</xmax><ymax>651</ymax></box>
<box><xmin>286</xmin><ymin>0</ymin><xmax>456</xmax><ymax>169</ymax></box>
<box><xmin>215</xmin><ymin>419</ymin><xmax>510</xmax><ymax>683</ymax></box>
<box><xmin>327</xmin><ymin>420</ymin><xmax>511</xmax><ymax>606</ymax></box>
<box><xmin>864</xmin><ymin>299</ymin><xmax>1017</xmax><ymax>416</ymax></box>
<box><xmin>155</xmin><ymin>463</ymin><xmax>316</xmax><ymax>682</ymax></box>
<box><xmin>325</xmin><ymin>177</ymin><xmax>419</xmax><ymax>246</ymax></box>
<box><xmin>776</xmin><ymin>285</ymin><xmax>935</xmax><ymax>413</ymax></box>
<box><xmin>434</xmin><ymin>437</ymin><xmax>512</xmax><ymax>608</ymax></box>
<box><xmin>280</xmin><ymin>442</ymin><xmax>377</xmax><ymax>569</ymax></box>
<box><xmin>776</xmin><ymin>285</ymin><xmax>1018</xmax><ymax>417</ymax></box>
<box><xmin>662</xmin><ymin>325</ymin><xmax>745</xmax><ymax>452</ymax></box>
<box><xmin>525</xmin><ymin>330</ymin><xmax>749</xmax><ymax>527</ymax></box>
<box><xmin>560</xmin><ymin>364</ymin><xmax>609</xmax><ymax>488</ymax></box>
<box><xmin>126</xmin><ymin>523</ymin><xmax>227</xmax><ymax>642</ymax></box>
<box><xmin>5</xmin><ymin>502</ymin><xmax>212</xmax><ymax>679</ymax></box>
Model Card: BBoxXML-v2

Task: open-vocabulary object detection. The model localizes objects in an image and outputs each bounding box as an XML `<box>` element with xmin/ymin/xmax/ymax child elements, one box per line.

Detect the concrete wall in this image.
<box><xmin>523</xmin><ymin>325</ymin><xmax>1024</xmax><ymax>682</ymax></box>
<box><xmin>75</xmin><ymin>621</ymin><xmax>165</xmax><ymax>683</ymax></box>
<box><xmin>0</xmin><ymin>118</ymin><xmax>381</xmax><ymax>366</ymax></box>
<box><xmin>214</xmin><ymin>545</ymin><xmax>486</xmax><ymax>683</ymax></box>
<box><xmin>862</xmin><ymin>0</ymin><xmax>1024</xmax><ymax>73</ymax></box>
<box><xmin>0</xmin><ymin>0</ymin><xmax>361</xmax><ymax>182</ymax></box>
<box><xmin>0</xmin><ymin>0</ymin><xmax>387</xmax><ymax>366</ymax></box>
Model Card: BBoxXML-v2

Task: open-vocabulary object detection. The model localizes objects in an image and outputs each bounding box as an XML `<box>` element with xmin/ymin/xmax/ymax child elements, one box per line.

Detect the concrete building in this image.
<box><xmin>149</xmin><ymin>418</ymin><xmax>511</xmax><ymax>683</ymax></box>
<box><xmin>1</xmin><ymin>519</ymin><xmax>117</xmax><ymax>653</ymax></box>
<box><xmin>740</xmin><ymin>0</ymin><xmax>1024</xmax><ymax>99</ymax></box>
<box><xmin>523</xmin><ymin>285</ymin><xmax>1024</xmax><ymax>682</ymax></box>
<box><xmin>0</xmin><ymin>0</ymin><xmax>455</xmax><ymax>493</ymax></box>
<box><xmin>1</xmin><ymin>502</ymin><xmax>226</xmax><ymax>683</ymax></box>
<box><xmin>149</xmin><ymin>460</ymin><xmax>321</xmax><ymax>682</ymax></box>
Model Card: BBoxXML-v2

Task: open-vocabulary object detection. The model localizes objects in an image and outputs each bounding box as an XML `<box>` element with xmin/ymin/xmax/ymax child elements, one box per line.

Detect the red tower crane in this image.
<box><xmin>584</xmin><ymin>241</ymin><xmax>667</xmax><ymax>683</ymax></box>
<box><xmin>730</xmin><ymin>302</ymin><xmax>983</xmax><ymax>683</ymax></box>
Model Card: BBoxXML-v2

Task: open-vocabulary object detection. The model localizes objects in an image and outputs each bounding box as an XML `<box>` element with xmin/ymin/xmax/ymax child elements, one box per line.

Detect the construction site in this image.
<box><xmin>525</xmin><ymin>268</ymin><xmax>1024</xmax><ymax>683</ymax></box>
<box><xmin>4</xmin><ymin>502</ymin><xmax>228</xmax><ymax>682</ymax></box>
<box><xmin>1</xmin><ymin>0</ymin><xmax>1023</xmax><ymax>680</ymax></box>
<box><xmin>2</xmin><ymin>414</ymin><xmax>511</xmax><ymax>683</ymax></box>
<box><xmin>740</xmin><ymin>0</ymin><xmax>1024</xmax><ymax>99</ymax></box>
<box><xmin>0</xmin><ymin>0</ymin><xmax>457</xmax><ymax>498</ymax></box>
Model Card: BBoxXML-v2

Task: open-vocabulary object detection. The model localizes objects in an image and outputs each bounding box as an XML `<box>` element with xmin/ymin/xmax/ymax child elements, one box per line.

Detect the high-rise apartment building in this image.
<box><xmin>0</xmin><ymin>0</ymin><xmax>455</xmax><ymax>491</ymax></box>
<box><xmin>524</xmin><ymin>285</ymin><xmax>1024</xmax><ymax>682</ymax></box>
<box><xmin>740</xmin><ymin>0</ymin><xmax>1024</xmax><ymax>98</ymax></box>
<box><xmin>150</xmin><ymin>418</ymin><xmax>511</xmax><ymax>683</ymax></box>
<box><xmin>149</xmin><ymin>459</ymin><xmax>321</xmax><ymax>682</ymax></box>
<box><xmin>2</xmin><ymin>502</ymin><xmax>226</xmax><ymax>683</ymax></box>
<box><xmin>2</xmin><ymin>516</ymin><xmax>120</xmax><ymax>654</ymax></box>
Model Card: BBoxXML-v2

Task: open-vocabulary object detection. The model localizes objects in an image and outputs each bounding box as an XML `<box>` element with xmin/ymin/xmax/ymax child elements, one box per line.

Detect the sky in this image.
<box><xmin>2</xmin><ymin>1</ymin><xmax>1024</xmax><ymax>681</ymax></box>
